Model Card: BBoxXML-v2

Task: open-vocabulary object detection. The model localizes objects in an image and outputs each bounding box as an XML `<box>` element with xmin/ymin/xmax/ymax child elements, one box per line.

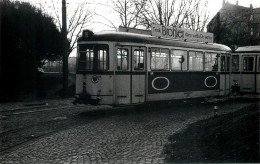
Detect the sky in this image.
<box><xmin>16</xmin><ymin>0</ymin><xmax>260</xmax><ymax>56</ymax></box>
<box><xmin>21</xmin><ymin>0</ymin><xmax>260</xmax><ymax>32</ymax></box>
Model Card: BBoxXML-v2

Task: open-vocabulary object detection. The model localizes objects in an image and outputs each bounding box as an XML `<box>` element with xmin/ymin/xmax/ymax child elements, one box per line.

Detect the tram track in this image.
<box><xmin>0</xmin><ymin>109</ymin><xmax>81</xmax><ymax>153</ymax></box>
<box><xmin>0</xmin><ymin>116</ymin><xmax>85</xmax><ymax>154</ymax></box>
<box><xmin>0</xmin><ymin>103</ymin><xmax>108</xmax><ymax>153</ymax></box>
<box><xmin>0</xmin><ymin>104</ymin><xmax>85</xmax><ymax>116</ymax></box>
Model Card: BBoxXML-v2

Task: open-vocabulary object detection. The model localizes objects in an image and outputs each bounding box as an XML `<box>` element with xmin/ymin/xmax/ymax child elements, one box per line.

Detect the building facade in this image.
<box><xmin>207</xmin><ymin>1</ymin><xmax>260</xmax><ymax>50</ymax></box>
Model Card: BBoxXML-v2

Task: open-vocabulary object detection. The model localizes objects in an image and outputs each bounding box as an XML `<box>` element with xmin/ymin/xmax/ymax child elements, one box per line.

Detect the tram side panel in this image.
<box><xmin>146</xmin><ymin>49</ymin><xmax>222</xmax><ymax>101</ymax></box>
<box><xmin>147</xmin><ymin>72</ymin><xmax>220</xmax><ymax>101</ymax></box>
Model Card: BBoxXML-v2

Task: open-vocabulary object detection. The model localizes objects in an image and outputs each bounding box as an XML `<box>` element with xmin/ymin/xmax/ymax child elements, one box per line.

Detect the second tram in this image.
<box><xmin>231</xmin><ymin>45</ymin><xmax>260</xmax><ymax>93</ymax></box>
<box><xmin>76</xmin><ymin>30</ymin><xmax>232</xmax><ymax>105</ymax></box>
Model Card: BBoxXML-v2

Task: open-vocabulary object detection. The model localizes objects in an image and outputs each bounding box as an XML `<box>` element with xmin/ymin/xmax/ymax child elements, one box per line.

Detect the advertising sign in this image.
<box><xmin>151</xmin><ymin>24</ymin><xmax>214</xmax><ymax>43</ymax></box>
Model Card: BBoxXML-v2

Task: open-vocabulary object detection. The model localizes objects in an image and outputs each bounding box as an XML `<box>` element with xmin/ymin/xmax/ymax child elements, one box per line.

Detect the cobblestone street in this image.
<box><xmin>0</xmin><ymin>98</ymin><xmax>258</xmax><ymax>163</ymax></box>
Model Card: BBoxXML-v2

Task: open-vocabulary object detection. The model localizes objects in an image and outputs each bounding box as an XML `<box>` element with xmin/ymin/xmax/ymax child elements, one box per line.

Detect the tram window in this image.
<box><xmin>232</xmin><ymin>55</ymin><xmax>239</xmax><ymax>71</ymax></box>
<box><xmin>258</xmin><ymin>57</ymin><xmax>260</xmax><ymax>71</ymax></box>
<box><xmin>78</xmin><ymin>52</ymin><xmax>86</xmax><ymax>70</ymax></box>
<box><xmin>171</xmin><ymin>50</ymin><xmax>187</xmax><ymax>71</ymax></box>
<box><xmin>151</xmin><ymin>48</ymin><xmax>169</xmax><ymax>70</ymax></box>
<box><xmin>98</xmin><ymin>50</ymin><xmax>107</xmax><ymax>70</ymax></box>
<box><xmin>227</xmin><ymin>56</ymin><xmax>230</xmax><ymax>71</ymax></box>
<box><xmin>205</xmin><ymin>52</ymin><xmax>218</xmax><ymax>71</ymax></box>
<box><xmin>220</xmin><ymin>56</ymin><xmax>225</xmax><ymax>71</ymax></box>
<box><xmin>117</xmin><ymin>48</ymin><xmax>129</xmax><ymax>70</ymax></box>
<box><xmin>134</xmin><ymin>49</ymin><xmax>144</xmax><ymax>70</ymax></box>
<box><xmin>79</xmin><ymin>48</ymin><xmax>94</xmax><ymax>70</ymax></box>
<box><xmin>78</xmin><ymin>44</ymin><xmax>108</xmax><ymax>71</ymax></box>
<box><xmin>189</xmin><ymin>51</ymin><xmax>203</xmax><ymax>71</ymax></box>
<box><xmin>243</xmin><ymin>57</ymin><xmax>254</xmax><ymax>71</ymax></box>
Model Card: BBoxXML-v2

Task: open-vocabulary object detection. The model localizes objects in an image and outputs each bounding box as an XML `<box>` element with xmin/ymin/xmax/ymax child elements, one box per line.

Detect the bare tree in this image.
<box><xmin>143</xmin><ymin>0</ymin><xmax>209</xmax><ymax>31</ymax></box>
<box><xmin>103</xmin><ymin>0</ymin><xmax>146</xmax><ymax>30</ymax></box>
<box><xmin>109</xmin><ymin>0</ymin><xmax>209</xmax><ymax>31</ymax></box>
<box><xmin>51</xmin><ymin>0</ymin><xmax>94</xmax><ymax>56</ymax></box>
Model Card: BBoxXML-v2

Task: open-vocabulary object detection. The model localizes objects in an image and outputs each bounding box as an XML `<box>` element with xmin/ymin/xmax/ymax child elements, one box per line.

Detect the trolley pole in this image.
<box><xmin>62</xmin><ymin>0</ymin><xmax>68</xmax><ymax>96</ymax></box>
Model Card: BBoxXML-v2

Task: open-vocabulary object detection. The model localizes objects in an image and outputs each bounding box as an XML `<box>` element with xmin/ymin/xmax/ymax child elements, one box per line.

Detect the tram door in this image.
<box><xmin>241</xmin><ymin>55</ymin><xmax>255</xmax><ymax>93</ymax></box>
<box><xmin>220</xmin><ymin>54</ymin><xmax>231</xmax><ymax>95</ymax></box>
<box><xmin>131</xmin><ymin>47</ymin><xmax>146</xmax><ymax>104</ymax></box>
<box><xmin>257</xmin><ymin>56</ymin><xmax>260</xmax><ymax>93</ymax></box>
<box><xmin>115</xmin><ymin>46</ymin><xmax>131</xmax><ymax>104</ymax></box>
<box><xmin>226</xmin><ymin>55</ymin><xmax>231</xmax><ymax>94</ymax></box>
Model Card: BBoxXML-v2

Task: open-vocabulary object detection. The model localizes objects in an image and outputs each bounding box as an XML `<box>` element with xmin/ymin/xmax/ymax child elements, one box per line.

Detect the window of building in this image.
<box><xmin>189</xmin><ymin>51</ymin><xmax>203</xmax><ymax>71</ymax></box>
<box><xmin>134</xmin><ymin>49</ymin><xmax>144</xmax><ymax>70</ymax></box>
<box><xmin>205</xmin><ymin>52</ymin><xmax>218</xmax><ymax>71</ymax></box>
<box><xmin>170</xmin><ymin>50</ymin><xmax>187</xmax><ymax>71</ymax></box>
<box><xmin>232</xmin><ymin>55</ymin><xmax>239</xmax><ymax>71</ymax></box>
<box><xmin>151</xmin><ymin>48</ymin><xmax>169</xmax><ymax>70</ymax></box>
<box><xmin>243</xmin><ymin>56</ymin><xmax>254</xmax><ymax>71</ymax></box>
<box><xmin>117</xmin><ymin>48</ymin><xmax>129</xmax><ymax>70</ymax></box>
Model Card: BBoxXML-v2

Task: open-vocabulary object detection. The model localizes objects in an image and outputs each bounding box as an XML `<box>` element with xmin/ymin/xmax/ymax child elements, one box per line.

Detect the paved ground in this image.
<box><xmin>0</xmin><ymin>97</ymin><xmax>259</xmax><ymax>163</ymax></box>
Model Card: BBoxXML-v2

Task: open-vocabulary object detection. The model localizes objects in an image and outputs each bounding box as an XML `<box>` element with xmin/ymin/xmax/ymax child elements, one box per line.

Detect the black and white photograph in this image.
<box><xmin>0</xmin><ymin>0</ymin><xmax>259</xmax><ymax>163</ymax></box>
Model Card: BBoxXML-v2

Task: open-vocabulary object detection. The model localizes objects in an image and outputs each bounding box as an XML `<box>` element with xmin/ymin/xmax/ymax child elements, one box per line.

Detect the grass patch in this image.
<box><xmin>163</xmin><ymin>104</ymin><xmax>260</xmax><ymax>163</ymax></box>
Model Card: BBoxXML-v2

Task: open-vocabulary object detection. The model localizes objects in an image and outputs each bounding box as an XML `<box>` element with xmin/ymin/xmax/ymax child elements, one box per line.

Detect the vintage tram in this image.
<box><xmin>76</xmin><ymin>30</ymin><xmax>231</xmax><ymax>105</ymax></box>
<box><xmin>231</xmin><ymin>45</ymin><xmax>260</xmax><ymax>93</ymax></box>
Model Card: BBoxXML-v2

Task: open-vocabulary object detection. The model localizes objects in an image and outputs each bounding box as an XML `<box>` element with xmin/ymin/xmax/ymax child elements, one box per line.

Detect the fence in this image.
<box><xmin>42</xmin><ymin>57</ymin><xmax>76</xmax><ymax>74</ymax></box>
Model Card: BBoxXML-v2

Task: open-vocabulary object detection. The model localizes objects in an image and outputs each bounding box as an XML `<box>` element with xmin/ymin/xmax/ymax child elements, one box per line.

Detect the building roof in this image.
<box><xmin>207</xmin><ymin>2</ymin><xmax>253</xmax><ymax>26</ymax></box>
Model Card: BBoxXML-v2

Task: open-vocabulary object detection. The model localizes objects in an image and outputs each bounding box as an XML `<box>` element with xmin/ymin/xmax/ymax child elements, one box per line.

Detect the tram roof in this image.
<box><xmin>78</xmin><ymin>31</ymin><xmax>231</xmax><ymax>52</ymax></box>
<box><xmin>235</xmin><ymin>45</ymin><xmax>260</xmax><ymax>53</ymax></box>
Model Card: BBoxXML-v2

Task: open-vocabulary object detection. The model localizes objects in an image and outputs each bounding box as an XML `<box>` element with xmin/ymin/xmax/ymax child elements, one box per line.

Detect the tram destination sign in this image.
<box><xmin>151</xmin><ymin>24</ymin><xmax>214</xmax><ymax>43</ymax></box>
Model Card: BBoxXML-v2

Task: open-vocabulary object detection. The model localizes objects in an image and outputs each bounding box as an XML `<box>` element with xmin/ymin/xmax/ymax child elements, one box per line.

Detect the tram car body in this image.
<box><xmin>76</xmin><ymin>30</ymin><xmax>231</xmax><ymax>105</ymax></box>
<box><xmin>231</xmin><ymin>45</ymin><xmax>260</xmax><ymax>93</ymax></box>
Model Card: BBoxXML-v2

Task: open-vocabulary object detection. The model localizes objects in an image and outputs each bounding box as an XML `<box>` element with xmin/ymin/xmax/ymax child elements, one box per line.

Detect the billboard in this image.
<box><xmin>151</xmin><ymin>24</ymin><xmax>214</xmax><ymax>43</ymax></box>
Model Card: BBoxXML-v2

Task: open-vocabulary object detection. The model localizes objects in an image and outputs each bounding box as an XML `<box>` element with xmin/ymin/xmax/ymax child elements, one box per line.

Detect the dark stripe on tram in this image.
<box><xmin>76</xmin><ymin>71</ymin><xmax>114</xmax><ymax>75</ymax></box>
<box><xmin>89</xmin><ymin>95</ymin><xmax>113</xmax><ymax>96</ymax></box>
<box><xmin>231</xmin><ymin>72</ymin><xmax>260</xmax><ymax>74</ymax></box>
<box><xmin>231</xmin><ymin>72</ymin><xmax>241</xmax><ymax>74</ymax></box>
<box><xmin>150</xmin><ymin>71</ymin><xmax>219</xmax><ymax>75</ymax></box>
<box><xmin>77</xmin><ymin>70</ymin><xmax>146</xmax><ymax>75</ymax></box>
<box><xmin>219</xmin><ymin>72</ymin><xmax>231</xmax><ymax>75</ymax></box>
<box><xmin>241</xmin><ymin>72</ymin><xmax>258</xmax><ymax>74</ymax></box>
<box><xmin>115</xmin><ymin>71</ymin><xmax>146</xmax><ymax>75</ymax></box>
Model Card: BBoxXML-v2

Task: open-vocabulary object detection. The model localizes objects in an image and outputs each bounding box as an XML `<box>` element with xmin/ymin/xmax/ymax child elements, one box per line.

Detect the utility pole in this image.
<box><xmin>62</xmin><ymin>0</ymin><xmax>68</xmax><ymax>96</ymax></box>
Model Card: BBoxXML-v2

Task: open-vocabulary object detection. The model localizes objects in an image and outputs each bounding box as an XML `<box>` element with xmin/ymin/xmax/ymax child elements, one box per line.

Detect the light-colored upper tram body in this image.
<box><xmin>76</xmin><ymin>30</ymin><xmax>231</xmax><ymax>105</ymax></box>
<box><xmin>231</xmin><ymin>45</ymin><xmax>260</xmax><ymax>93</ymax></box>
